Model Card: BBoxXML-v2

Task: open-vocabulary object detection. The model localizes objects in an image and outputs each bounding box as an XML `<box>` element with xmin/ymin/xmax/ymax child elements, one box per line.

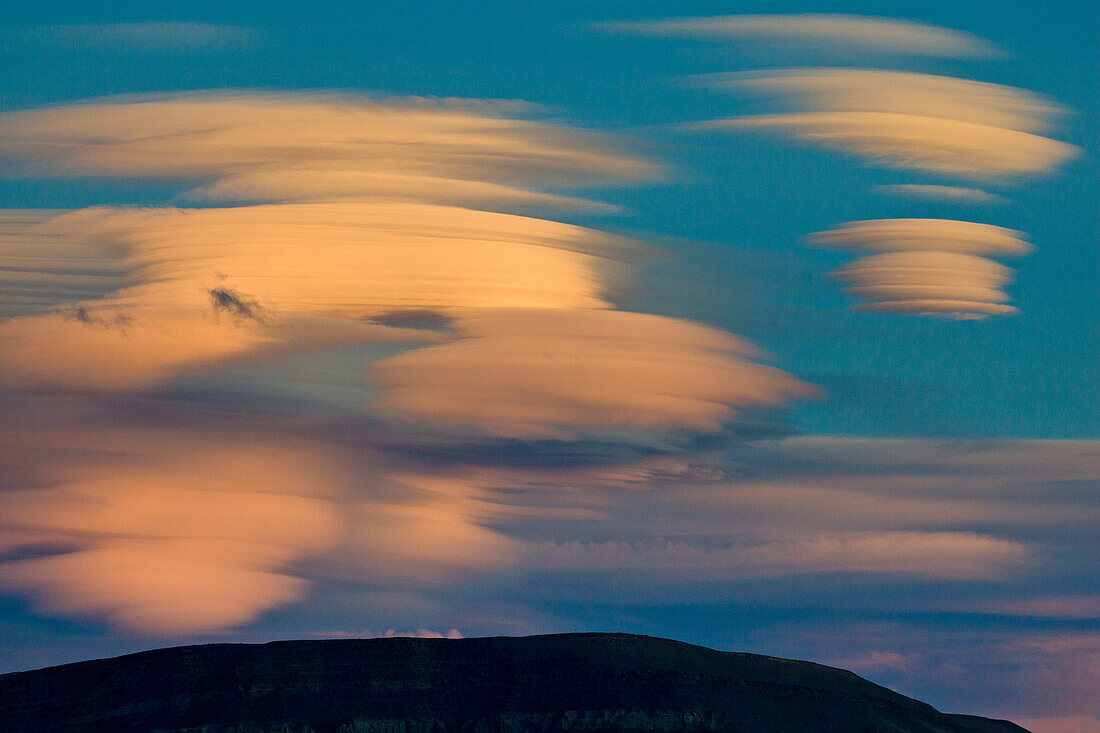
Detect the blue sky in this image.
<box><xmin>0</xmin><ymin>2</ymin><xmax>1096</xmax><ymax>731</ymax></box>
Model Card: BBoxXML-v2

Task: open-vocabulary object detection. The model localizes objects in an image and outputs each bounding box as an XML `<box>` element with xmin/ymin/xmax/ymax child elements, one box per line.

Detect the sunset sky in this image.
<box><xmin>0</xmin><ymin>2</ymin><xmax>1096</xmax><ymax>731</ymax></box>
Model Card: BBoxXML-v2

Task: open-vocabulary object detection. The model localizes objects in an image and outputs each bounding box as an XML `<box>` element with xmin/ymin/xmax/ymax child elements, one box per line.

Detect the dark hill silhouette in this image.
<box><xmin>0</xmin><ymin>633</ymin><xmax>1028</xmax><ymax>733</ymax></box>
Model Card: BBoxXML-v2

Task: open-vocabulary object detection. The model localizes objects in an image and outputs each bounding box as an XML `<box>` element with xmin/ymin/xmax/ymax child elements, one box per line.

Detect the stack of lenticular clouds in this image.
<box><xmin>810</xmin><ymin>219</ymin><xmax>1032</xmax><ymax>316</ymax></box>
<box><xmin>0</xmin><ymin>93</ymin><xmax>811</xmax><ymax>436</ymax></box>
<box><xmin>0</xmin><ymin>92</ymin><xmax>821</xmax><ymax>633</ymax></box>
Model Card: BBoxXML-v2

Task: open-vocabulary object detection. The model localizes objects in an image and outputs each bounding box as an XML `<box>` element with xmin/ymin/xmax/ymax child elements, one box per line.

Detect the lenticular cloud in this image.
<box><xmin>0</xmin><ymin>92</ymin><xmax>816</xmax><ymax>631</ymax></box>
<box><xmin>701</xmin><ymin>68</ymin><xmax>1077</xmax><ymax>180</ymax></box>
<box><xmin>811</xmin><ymin>219</ymin><xmax>1031</xmax><ymax>317</ymax></box>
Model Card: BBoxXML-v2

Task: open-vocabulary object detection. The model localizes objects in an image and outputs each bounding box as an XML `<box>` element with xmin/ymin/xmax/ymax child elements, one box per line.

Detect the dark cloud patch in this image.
<box><xmin>66</xmin><ymin>306</ymin><xmax>131</xmax><ymax>329</ymax></box>
<box><xmin>208</xmin><ymin>287</ymin><xmax>266</xmax><ymax>322</ymax></box>
<box><xmin>366</xmin><ymin>310</ymin><xmax>454</xmax><ymax>331</ymax></box>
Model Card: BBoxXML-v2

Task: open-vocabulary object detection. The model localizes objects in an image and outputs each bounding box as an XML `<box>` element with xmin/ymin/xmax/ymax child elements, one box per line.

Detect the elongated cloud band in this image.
<box><xmin>701</xmin><ymin>68</ymin><xmax>1077</xmax><ymax>180</ymax></box>
<box><xmin>809</xmin><ymin>219</ymin><xmax>1033</xmax><ymax>256</ymax></box>
<box><xmin>605</xmin><ymin>14</ymin><xmax>998</xmax><ymax>57</ymax></box>
<box><xmin>20</xmin><ymin>23</ymin><xmax>261</xmax><ymax>52</ymax></box>
<box><xmin>0</xmin><ymin>94</ymin><xmax>656</xmax><ymax>209</ymax></box>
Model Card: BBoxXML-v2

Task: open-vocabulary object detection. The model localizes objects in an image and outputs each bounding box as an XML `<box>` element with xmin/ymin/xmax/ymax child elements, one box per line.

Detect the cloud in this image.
<box><xmin>0</xmin><ymin>304</ymin><xmax>434</xmax><ymax>391</ymax></box>
<box><xmin>0</xmin><ymin>200</ymin><xmax>641</xmax><ymax>389</ymax></box>
<box><xmin>808</xmin><ymin>219</ymin><xmax>1030</xmax><ymax>317</ymax></box>
<box><xmin>0</xmin><ymin>422</ymin><xmax>345</xmax><ymax>633</ymax></box>
<box><xmin>1014</xmin><ymin>714</ymin><xmax>1100</xmax><ymax>733</ymax></box>
<box><xmin>0</xmin><ymin>402</ymin><xmax>527</xmax><ymax>633</ymax></box>
<box><xmin>700</xmin><ymin>68</ymin><xmax>1077</xmax><ymax>180</ymax></box>
<box><xmin>372</xmin><ymin>309</ymin><xmax>814</xmax><ymax>439</ymax></box>
<box><xmin>19</xmin><ymin>22</ymin><xmax>261</xmax><ymax>52</ymax></box>
<box><xmin>809</xmin><ymin>219</ymin><xmax>1032</xmax><ymax>256</ymax></box>
<box><xmin>708</xmin><ymin>112</ymin><xmax>1076</xmax><ymax>180</ymax></box>
<box><xmin>0</xmin><ymin>93</ymin><xmax>656</xmax><ymax>209</ymax></box>
<box><xmin>874</xmin><ymin>185</ymin><xmax>1006</xmax><ymax>205</ymax></box>
<box><xmin>22</xmin><ymin>203</ymin><xmax>635</xmax><ymax>316</ymax></box>
<box><xmin>708</xmin><ymin>69</ymin><xmax>1063</xmax><ymax>133</ymax></box>
<box><xmin>381</xmin><ymin>628</ymin><xmax>464</xmax><ymax>639</ymax></box>
<box><xmin>603</xmin><ymin>14</ymin><xmax>999</xmax><ymax>57</ymax></box>
<box><xmin>833</xmin><ymin>251</ymin><xmax>1018</xmax><ymax>316</ymax></box>
<box><xmin>0</xmin><ymin>210</ymin><xmax>123</xmax><ymax>318</ymax></box>
<box><xmin>497</xmin><ymin>437</ymin><xmax>1096</xmax><ymax>609</ymax></box>
<box><xmin>533</xmin><ymin>531</ymin><xmax>1027</xmax><ymax>581</ymax></box>
<box><xmin>0</xmin><ymin>94</ymin><xmax>658</xmax><ymax>394</ymax></box>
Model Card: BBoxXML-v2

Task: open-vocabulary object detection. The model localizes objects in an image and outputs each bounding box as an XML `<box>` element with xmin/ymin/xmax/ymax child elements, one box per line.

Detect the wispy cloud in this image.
<box><xmin>533</xmin><ymin>531</ymin><xmax>1027</xmax><ymax>581</ymax></box>
<box><xmin>19</xmin><ymin>22</ymin><xmax>262</xmax><ymax>53</ymax></box>
<box><xmin>603</xmin><ymin>14</ymin><xmax>999</xmax><ymax>57</ymax></box>
<box><xmin>874</xmin><ymin>185</ymin><xmax>1006</xmax><ymax>205</ymax></box>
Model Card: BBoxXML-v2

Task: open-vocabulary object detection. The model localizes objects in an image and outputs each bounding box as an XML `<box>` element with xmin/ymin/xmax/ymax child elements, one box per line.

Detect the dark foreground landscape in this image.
<box><xmin>0</xmin><ymin>633</ymin><xmax>1028</xmax><ymax>733</ymax></box>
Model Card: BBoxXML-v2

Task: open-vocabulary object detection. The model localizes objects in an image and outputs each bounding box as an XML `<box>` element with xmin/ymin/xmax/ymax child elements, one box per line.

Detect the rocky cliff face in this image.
<box><xmin>0</xmin><ymin>633</ymin><xmax>1028</xmax><ymax>733</ymax></box>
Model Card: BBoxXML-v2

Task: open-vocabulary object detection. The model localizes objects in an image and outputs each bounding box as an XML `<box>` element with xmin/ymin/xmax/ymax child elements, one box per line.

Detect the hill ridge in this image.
<box><xmin>0</xmin><ymin>632</ymin><xmax>1028</xmax><ymax>733</ymax></box>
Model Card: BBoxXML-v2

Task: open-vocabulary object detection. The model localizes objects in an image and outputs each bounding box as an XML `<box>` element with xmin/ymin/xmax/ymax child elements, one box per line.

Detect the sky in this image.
<box><xmin>0</xmin><ymin>2</ymin><xmax>1096</xmax><ymax>731</ymax></box>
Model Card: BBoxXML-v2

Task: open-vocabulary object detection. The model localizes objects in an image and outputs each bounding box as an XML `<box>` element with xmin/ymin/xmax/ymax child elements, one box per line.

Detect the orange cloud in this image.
<box><xmin>28</xmin><ymin>203</ymin><xmax>634</xmax><ymax>316</ymax></box>
<box><xmin>0</xmin><ymin>93</ymin><xmax>656</xmax><ymax>207</ymax></box>
<box><xmin>0</xmin><ymin>428</ymin><xmax>345</xmax><ymax>633</ymax></box>
<box><xmin>0</xmin><ymin>92</ymin><xmax>654</xmax><ymax>392</ymax></box>
<box><xmin>0</xmin><ymin>210</ymin><xmax>122</xmax><ymax>317</ymax></box>
<box><xmin>0</xmin><ymin>304</ymin><xmax>436</xmax><ymax>390</ymax></box>
<box><xmin>372</xmin><ymin>309</ymin><xmax>814</xmax><ymax>438</ymax></box>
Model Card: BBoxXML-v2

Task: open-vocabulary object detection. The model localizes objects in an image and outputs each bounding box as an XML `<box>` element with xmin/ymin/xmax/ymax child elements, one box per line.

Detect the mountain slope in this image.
<box><xmin>0</xmin><ymin>632</ymin><xmax>1028</xmax><ymax>733</ymax></box>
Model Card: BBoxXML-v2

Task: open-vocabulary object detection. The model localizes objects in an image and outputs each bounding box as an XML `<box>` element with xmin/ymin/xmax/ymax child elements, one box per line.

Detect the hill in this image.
<box><xmin>0</xmin><ymin>632</ymin><xmax>1029</xmax><ymax>733</ymax></box>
